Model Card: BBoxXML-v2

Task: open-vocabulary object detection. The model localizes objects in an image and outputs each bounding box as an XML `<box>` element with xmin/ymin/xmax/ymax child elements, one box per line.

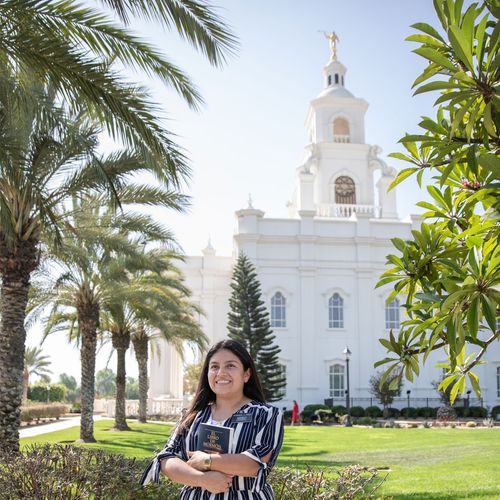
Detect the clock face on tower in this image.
<box><xmin>335</xmin><ymin>176</ymin><xmax>355</xmax><ymax>197</ymax></box>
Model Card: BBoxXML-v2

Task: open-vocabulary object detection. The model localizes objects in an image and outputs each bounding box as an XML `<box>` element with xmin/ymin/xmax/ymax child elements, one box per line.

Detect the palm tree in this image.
<box><xmin>0</xmin><ymin>0</ymin><xmax>237</xmax><ymax>178</ymax></box>
<box><xmin>22</xmin><ymin>346</ymin><xmax>52</xmax><ymax>405</ymax></box>
<box><xmin>30</xmin><ymin>199</ymin><xmax>185</xmax><ymax>441</ymax></box>
<box><xmin>0</xmin><ymin>0</ymin><xmax>236</xmax><ymax>452</ymax></box>
<box><xmin>101</xmin><ymin>251</ymin><xmax>206</xmax><ymax>430</ymax></box>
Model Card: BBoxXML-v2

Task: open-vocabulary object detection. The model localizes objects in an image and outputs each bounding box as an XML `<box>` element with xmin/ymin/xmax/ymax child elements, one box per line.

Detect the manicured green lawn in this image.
<box><xmin>21</xmin><ymin>421</ymin><xmax>500</xmax><ymax>499</ymax></box>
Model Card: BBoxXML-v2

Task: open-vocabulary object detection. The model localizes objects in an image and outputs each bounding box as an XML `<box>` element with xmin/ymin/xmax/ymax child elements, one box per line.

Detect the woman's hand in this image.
<box><xmin>200</xmin><ymin>471</ymin><xmax>233</xmax><ymax>494</ymax></box>
<box><xmin>186</xmin><ymin>450</ymin><xmax>212</xmax><ymax>471</ymax></box>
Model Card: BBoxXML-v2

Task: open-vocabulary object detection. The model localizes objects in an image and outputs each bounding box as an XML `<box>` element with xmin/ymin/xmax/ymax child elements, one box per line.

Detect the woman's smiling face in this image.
<box><xmin>207</xmin><ymin>348</ymin><xmax>251</xmax><ymax>397</ymax></box>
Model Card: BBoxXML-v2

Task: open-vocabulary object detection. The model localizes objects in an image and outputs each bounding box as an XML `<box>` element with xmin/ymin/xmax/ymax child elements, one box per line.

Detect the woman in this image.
<box><xmin>141</xmin><ymin>339</ymin><xmax>284</xmax><ymax>499</ymax></box>
<box><xmin>291</xmin><ymin>400</ymin><xmax>300</xmax><ymax>426</ymax></box>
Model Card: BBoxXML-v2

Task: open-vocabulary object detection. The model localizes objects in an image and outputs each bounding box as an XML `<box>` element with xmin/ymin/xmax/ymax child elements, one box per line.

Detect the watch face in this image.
<box><xmin>335</xmin><ymin>176</ymin><xmax>355</xmax><ymax>196</ymax></box>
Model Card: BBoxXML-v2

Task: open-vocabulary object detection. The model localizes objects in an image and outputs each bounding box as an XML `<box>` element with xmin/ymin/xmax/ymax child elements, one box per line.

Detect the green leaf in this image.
<box><xmin>466</xmin><ymin>296</ymin><xmax>479</xmax><ymax>338</ymax></box>
<box><xmin>410</xmin><ymin>22</ymin><xmax>446</xmax><ymax>43</ymax></box>
<box><xmin>405</xmin><ymin>34</ymin><xmax>444</xmax><ymax>47</ymax></box>
<box><xmin>480</xmin><ymin>295</ymin><xmax>497</xmax><ymax>332</ymax></box>
<box><xmin>478</xmin><ymin>154</ymin><xmax>500</xmax><ymax>178</ymax></box>
<box><xmin>413</xmin><ymin>80</ymin><xmax>458</xmax><ymax>96</ymax></box>
<box><xmin>448</xmin><ymin>25</ymin><xmax>474</xmax><ymax>71</ymax></box>
<box><xmin>413</xmin><ymin>63</ymin><xmax>442</xmax><ymax>87</ymax></box>
<box><xmin>468</xmin><ymin>371</ymin><xmax>482</xmax><ymax>398</ymax></box>
<box><xmin>483</xmin><ymin>103</ymin><xmax>496</xmax><ymax>136</ymax></box>
<box><xmin>413</xmin><ymin>47</ymin><xmax>458</xmax><ymax>72</ymax></box>
<box><xmin>374</xmin><ymin>357</ymin><xmax>397</xmax><ymax>368</ymax></box>
<box><xmin>388</xmin><ymin>168</ymin><xmax>418</xmax><ymax>191</ymax></box>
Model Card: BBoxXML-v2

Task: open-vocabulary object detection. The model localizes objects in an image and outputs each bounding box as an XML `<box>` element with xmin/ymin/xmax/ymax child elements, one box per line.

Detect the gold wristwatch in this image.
<box><xmin>203</xmin><ymin>454</ymin><xmax>212</xmax><ymax>471</ymax></box>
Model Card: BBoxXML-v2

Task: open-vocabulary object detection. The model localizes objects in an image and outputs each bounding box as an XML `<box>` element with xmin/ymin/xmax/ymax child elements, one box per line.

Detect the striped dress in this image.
<box><xmin>141</xmin><ymin>400</ymin><xmax>284</xmax><ymax>499</ymax></box>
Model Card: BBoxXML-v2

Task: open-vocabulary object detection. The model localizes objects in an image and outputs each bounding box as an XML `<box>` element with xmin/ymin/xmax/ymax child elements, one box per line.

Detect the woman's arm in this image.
<box><xmin>187</xmin><ymin>451</ymin><xmax>272</xmax><ymax>477</ymax></box>
<box><xmin>161</xmin><ymin>457</ymin><xmax>232</xmax><ymax>493</ymax></box>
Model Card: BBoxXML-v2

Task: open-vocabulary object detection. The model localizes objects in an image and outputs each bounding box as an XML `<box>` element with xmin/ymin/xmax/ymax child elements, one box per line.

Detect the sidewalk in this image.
<box><xmin>19</xmin><ymin>415</ymin><xmax>106</xmax><ymax>438</ymax></box>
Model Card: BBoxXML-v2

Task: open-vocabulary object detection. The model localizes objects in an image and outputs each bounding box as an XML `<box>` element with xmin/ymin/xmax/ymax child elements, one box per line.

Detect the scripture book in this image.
<box><xmin>196</xmin><ymin>423</ymin><xmax>234</xmax><ymax>454</ymax></box>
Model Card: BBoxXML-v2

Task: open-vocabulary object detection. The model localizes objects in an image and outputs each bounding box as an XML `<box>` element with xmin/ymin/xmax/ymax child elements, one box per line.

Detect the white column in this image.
<box><xmin>149</xmin><ymin>341</ymin><xmax>183</xmax><ymax>399</ymax></box>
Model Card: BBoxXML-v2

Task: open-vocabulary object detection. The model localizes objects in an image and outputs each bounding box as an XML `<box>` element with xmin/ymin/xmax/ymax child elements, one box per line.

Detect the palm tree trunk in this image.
<box><xmin>132</xmin><ymin>335</ymin><xmax>149</xmax><ymax>423</ymax></box>
<box><xmin>0</xmin><ymin>237</ymin><xmax>38</xmax><ymax>453</ymax></box>
<box><xmin>77</xmin><ymin>290</ymin><xmax>99</xmax><ymax>443</ymax></box>
<box><xmin>112</xmin><ymin>331</ymin><xmax>130</xmax><ymax>431</ymax></box>
<box><xmin>22</xmin><ymin>369</ymin><xmax>29</xmax><ymax>406</ymax></box>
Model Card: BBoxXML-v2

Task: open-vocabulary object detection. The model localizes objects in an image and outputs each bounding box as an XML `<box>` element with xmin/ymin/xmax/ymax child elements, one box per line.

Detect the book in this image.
<box><xmin>196</xmin><ymin>422</ymin><xmax>234</xmax><ymax>454</ymax></box>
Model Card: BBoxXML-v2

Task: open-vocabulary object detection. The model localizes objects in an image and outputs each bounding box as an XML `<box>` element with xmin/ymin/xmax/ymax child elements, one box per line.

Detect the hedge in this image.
<box><xmin>28</xmin><ymin>384</ymin><xmax>68</xmax><ymax>402</ymax></box>
<box><xmin>21</xmin><ymin>404</ymin><xmax>70</xmax><ymax>422</ymax></box>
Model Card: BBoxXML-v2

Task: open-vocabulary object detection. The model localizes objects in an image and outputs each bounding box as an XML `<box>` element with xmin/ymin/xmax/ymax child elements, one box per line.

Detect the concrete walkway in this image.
<box><xmin>19</xmin><ymin>415</ymin><xmax>106</xmax><ymax>438</ymax></box>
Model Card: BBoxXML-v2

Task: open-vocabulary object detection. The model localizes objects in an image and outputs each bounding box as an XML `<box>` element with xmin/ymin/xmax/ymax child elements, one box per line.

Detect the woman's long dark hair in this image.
<box><xmin>178</xmin><ymin>339</ymin><xmax>265</xmax><ymax>434</ymax></box>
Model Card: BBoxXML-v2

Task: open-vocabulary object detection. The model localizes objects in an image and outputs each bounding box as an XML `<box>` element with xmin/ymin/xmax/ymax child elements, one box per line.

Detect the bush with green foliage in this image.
<box><xmin>314</xmin><ymin>408</ymin><xmax>334</xmax><ymax>423</ymax></box>
<box><xmin>399</xmin><ymin>407</ymin><xmax>415</xmax><ymax>418</ymax></box>
<box><xmin>28</xmin><ymin>384</ymin><xmax>68</xmax><ymax>402</ymax></box>
<box><xmin>350</xmin><ymin>406</ymin><xmax>365</xmax><ymax>418</ymax></box>
<box><xmin>365</xmin><ymin>406</ymin><xmax>383</xmax><ymax>418</ymax></box>
<box><xmin>331</xmin><ymin>405</ymin><xmax>347</xmax><ymax>416</ymax></box>
<box><xmin>400</xmin><ymin>407</ymin><xmax>418</xmax><ymax>418</ymax></box>
<box><xmin>386</xmin><ymin>408</ymin><xmax>400</xmax><ymax>419</ymax></box>
<box><xmin>491</xmin><ymin>406</ymin><xmax>500</xmax><ymax>420</ymax></box>
<box><xmin>0</xmin><ymin>445</ymin><xmax>383</xmax><ymax>499</ymax></box>
<box><xmin>300</xmin><ymin>404</ymin><xmax>330</xmax><ymax>423</ymax></box>
<box><xmin>416</xmin><ymin>407</ymin><xmax>437</xmax><ymax>418</ymax></box>
<box><xmin>353</xmin><ymin>417</ymin><xmax>374</xmax><ymax>426</ymax></box>
<box><xmin>466</xmin><ymin>406</ymin><xmax>488</xmax><ymax>418</ymax></box>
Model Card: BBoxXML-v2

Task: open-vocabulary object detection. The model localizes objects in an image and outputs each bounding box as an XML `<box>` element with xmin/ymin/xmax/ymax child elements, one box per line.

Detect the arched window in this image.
<box><xmin>334</xmin><ymin>176</ymin><xmax>356</xmax><ymax>204</ymax></box>
<box><xmin>385</xmin><ymin>298</ymin><xmax>400</xmax><ymax>329</ymax></box>
<box><xmin>270</xmin><ymin>292</ymin><xmax>286</xmax><ymax>328</ymax></box>
<box><xmin>497</xmin><ymin>366</ymin><xmax>500</xmax><ymax>398</ymax></box>
<box><xmin>328</xmin><ymin>293</ymin><xmax>344</xmax><ymax>328</ymax></box>
<box><xmin>333</xmin><ymin>118</ymin><xmax>350</xmax><ymax>143</ymax></box>
<box><xmin>329</xmin><ymin>364</ymin><xmax>345</xmax><ymax>398</ymax></box>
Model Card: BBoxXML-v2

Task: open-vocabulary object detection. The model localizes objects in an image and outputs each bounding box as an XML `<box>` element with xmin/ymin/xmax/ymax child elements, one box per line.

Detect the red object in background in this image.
<box><xmin>291</xmin><ymin>400</ymin><xmax>299</xmax><ymax>425</ymax></box>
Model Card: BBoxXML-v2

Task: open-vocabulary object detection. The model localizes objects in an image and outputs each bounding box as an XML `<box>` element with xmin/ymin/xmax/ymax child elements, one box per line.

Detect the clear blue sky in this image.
<box><xmin>32</xmin><ymin>0</ymin><xmax>439</xmax><ymax>382</ymax></box>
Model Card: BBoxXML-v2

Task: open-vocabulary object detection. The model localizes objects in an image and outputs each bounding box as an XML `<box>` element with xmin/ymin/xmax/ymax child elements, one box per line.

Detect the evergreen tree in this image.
<box><xmin>227</xmin><ymin>253</ymin><xmax>286</xmax><ymax>402</ymax></box>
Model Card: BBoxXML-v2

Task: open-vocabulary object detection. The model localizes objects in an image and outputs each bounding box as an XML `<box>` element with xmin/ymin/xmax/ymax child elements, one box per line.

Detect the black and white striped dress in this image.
<box><xmin>141</xmin><ymin>400</ymin><xmax>284</xmax><ymax>499</ymax></box>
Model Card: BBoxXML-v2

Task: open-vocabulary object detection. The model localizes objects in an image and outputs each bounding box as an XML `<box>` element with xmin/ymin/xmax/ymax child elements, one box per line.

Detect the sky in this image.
<box><xmin>29</xmin><ymin>0</ymin><xmax>440</xmax><ymax>384</ymax></box>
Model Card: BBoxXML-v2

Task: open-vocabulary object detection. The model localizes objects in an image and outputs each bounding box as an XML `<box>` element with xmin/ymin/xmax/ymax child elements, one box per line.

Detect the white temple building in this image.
<box><xmin>149</xmin><ymin>47</ymin><xmax>500</xmax><ymax>412</ymax></box>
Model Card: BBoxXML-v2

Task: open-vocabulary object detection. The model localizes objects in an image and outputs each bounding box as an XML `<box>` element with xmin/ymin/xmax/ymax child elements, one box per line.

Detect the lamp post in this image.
<box><xmin>343</xmin><ymin>346</ymin><xmax>352</xmax><ymax>427</ymax></box>
<box><xmin>406</xmin><ymin>390</ymin><xmax>411</xmax><ymax>417</ymax></box>
<box><xmin>466</xmin><ymin>390</ymin><xmax>471</xmax><ymax>409</ymax></box>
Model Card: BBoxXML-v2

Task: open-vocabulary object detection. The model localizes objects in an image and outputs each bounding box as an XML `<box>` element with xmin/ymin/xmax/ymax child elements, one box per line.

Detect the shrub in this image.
<box><xmin>270</xmin><ymin>464</ymin><xmax>382</xmax><ymax>499</ymax></box>
<box><xmin>465</xmin><ymin>421</ymin><xmax>477</xmax><ymax>427</ymax></box>
<box><xmin>353</xmin><ymin>417</ymin><xmax>373</xmax><ymax>426</ymax></box>
<box><xmin>315</xmin><ymin>408</ymin><xmax>334</xmax><ymax>423</ymax></box>
<box><xmin>437</xmin><ymin>405</ymin><xmax>457</xmax><ymax>421</ymax></box>
<box><xmin>28</xmin><ymin>384</ymin><xmax>68</xmax><ymax>403</ymax></box>
<box><xmin>416</xmin><ymin>407</ymin><xmax>437</xmax><ymax>418</ymax></box>
<box><xmin>468</xmin><ymin>406</ymin><xmax>488</xmax><ymax>418</ymax></box>
<box><xmin>454</xmin><ymin>407</ymin><xmax>464</xmax><ymax>417</ymax></box>
<box><xmin>301</xmin><ymin>404</ymin><xmax>330</xmax><ymax>423</ymax></box>
<box><xmin>331</xmin><ymin>405</ymin><xmax>347</xmax><ymax>416</ymax></box>
<box><xmin>70</xmin><ymin>402</ymin><xmax>81</xmax><ymax>413</ymax></box>
<box><xmin>21</xmin><ymin>404</ymin><xmax>70</xmax><ymax>423</ymax></box>
<box><xmin>491</xmin><ymin>406</ymin><xmax>500</xmax><ymax>420</ymax></box>
<box><xmin>283</xmin><ymin>410</ymin><xmax>292</xmax><ymax>424</ymax></box>
<box><xmin>0</xmin><ymin>444</ymin><xmax>178</xmax><ymax>499</ymax></box>
<box><xmin>365</xmin><ymin>406</ymin><xmax>382</xmax><ymax>418</ymax></box>
<box><xmin>350</xmin><ymin>406</ymin><xmax>365</xmax><ymax>417</ymax></box>
<box><xmin>386</xmin><ymin>407</ymin><xmax>400</xmax><ymax>419</ymax></box>
<box><xmin>0</xmin><ymin>445</ymin><xmax>383</xmax><ymax>499</ymax></box>
<box><xmin>400</xmin><ymin>407</ymin><xmax>417</xmax><ymax>418</ymax></box>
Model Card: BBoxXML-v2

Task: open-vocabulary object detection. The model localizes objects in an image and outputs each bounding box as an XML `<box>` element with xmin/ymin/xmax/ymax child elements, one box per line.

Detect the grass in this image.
<box><xmin>21</xmin><ymin>421</ymin><xmax>500</xmax><ymax>499</ymax></box>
